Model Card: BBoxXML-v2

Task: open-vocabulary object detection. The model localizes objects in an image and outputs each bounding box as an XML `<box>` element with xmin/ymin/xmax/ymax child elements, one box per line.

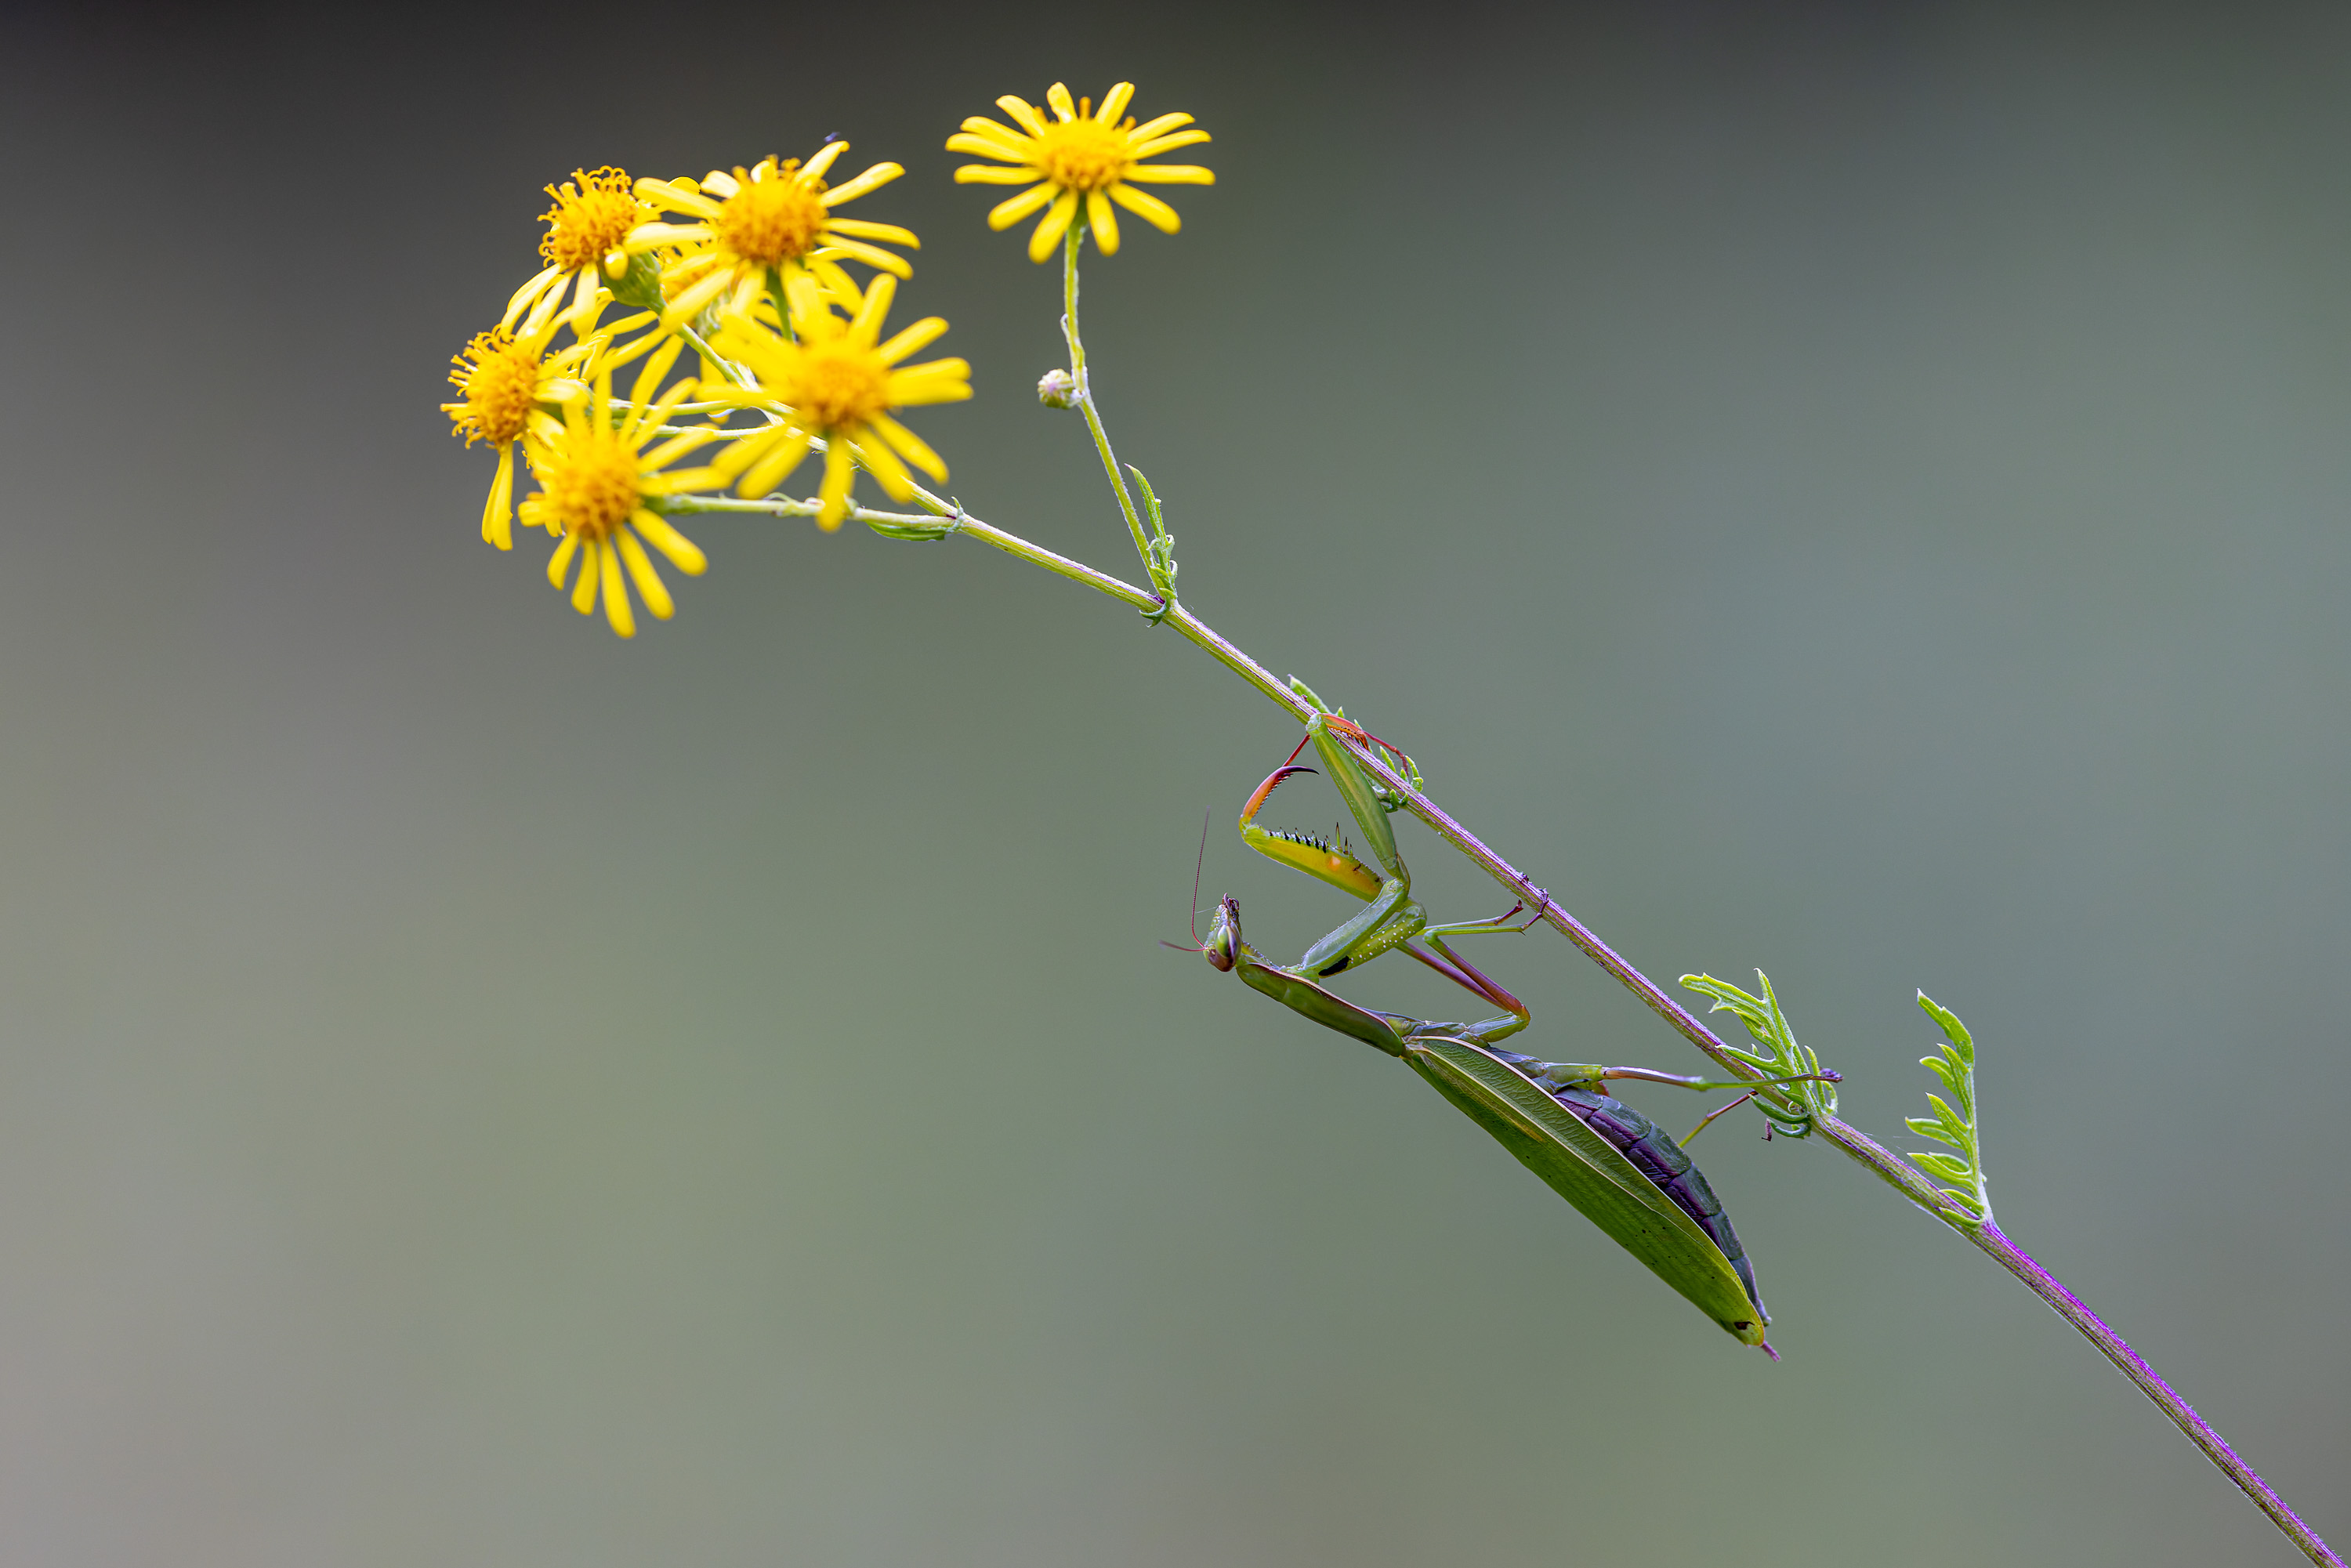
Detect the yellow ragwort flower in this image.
<box><xmin>629</xmin><ymin>144</ymin><xmax>916</xmax><ymax>326</ymax></box>
<box><xmin>516</xmin><ymin>342</ymin><xmax>725</xmax><ymax>638</ymax></box>
<box><xmin>710</xmin><ymin>273</ymin><xmax>971</xmax><ymax>529</ymax></box>
<box><xmin>503</xmin><ymin>168</ymin><xmax>658</xmax><ymax>336</ymax></box>
<box><xmin>441</xmin><ymin>317</ymin><xmax>594</xmax><ymax>550</ymax></box>
<box><xmin>949</xmin><ymin>82</ymin><xmax>1212</xmax><ymax>261</ymax></box>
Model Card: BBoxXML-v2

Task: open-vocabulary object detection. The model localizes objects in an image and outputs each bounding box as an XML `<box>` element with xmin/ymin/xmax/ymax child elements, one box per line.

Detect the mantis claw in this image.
<box><xmin>1241</xmin><ymin>765</ymin><xmax>1318</xmax><ymax>825</ymax></box>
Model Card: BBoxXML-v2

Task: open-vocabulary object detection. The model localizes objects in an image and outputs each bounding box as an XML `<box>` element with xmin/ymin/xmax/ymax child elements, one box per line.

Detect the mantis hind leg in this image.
<box><xmin>1400</xmin><ymin>901</ymin><xmax>1544</xmax><ymax>1045</ymax></box>
<box><xmin>1493</xmin><ymin>1054</ymin><xmax>1844</xmax><ymax>1143</ymax></box>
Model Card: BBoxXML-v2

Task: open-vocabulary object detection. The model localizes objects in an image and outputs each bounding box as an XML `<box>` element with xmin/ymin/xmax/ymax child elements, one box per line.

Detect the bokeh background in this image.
<box><xmin>2</xmin><ymin>1</ymin><xmax>2346</xmax><ymax>1562</ymax></box>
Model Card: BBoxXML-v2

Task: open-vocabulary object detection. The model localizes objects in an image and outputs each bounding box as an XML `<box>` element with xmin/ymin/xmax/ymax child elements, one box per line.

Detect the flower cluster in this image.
<box><xmin>444</xmin><ymin>84</ymin><xmax>1208</xmax><ymax>636</ymax></box>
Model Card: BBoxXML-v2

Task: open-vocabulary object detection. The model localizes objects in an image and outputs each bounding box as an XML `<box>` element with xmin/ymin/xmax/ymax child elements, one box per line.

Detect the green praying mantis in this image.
<box><xmin>1179</xmin><ymin>690</ymin><xmax>1838</xmax><ymax>1353</ymax></box>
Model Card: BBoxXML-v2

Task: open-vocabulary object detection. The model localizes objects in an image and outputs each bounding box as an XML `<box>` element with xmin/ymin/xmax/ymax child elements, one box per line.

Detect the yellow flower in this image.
<box><xmin>708</xmin><ymin>274</ymin><xmax>971</xmax><ymax>529</ymax></box>
<box><xmin>441</xmin><ymin>317</ymin><xmax>594</xmax><ymax>549</ymax></box>
<box><xmin>515</xmin><ymin>342</ymin><xmax>726</xmax><ymax>638</ymax></box>
<box><xmin>629</xmin><ymin>144</ymin><xmax>917</xmax><ymax>325</ymax></box>
<box><xmin>502</xmin><ymin>168</ymin><xmax>658</xmax><ymax>336</ymax></box>
<box><xmin>949</xmin><ymin>82</ymin><xmax>1212</xmax><ymax>261</ymax></box>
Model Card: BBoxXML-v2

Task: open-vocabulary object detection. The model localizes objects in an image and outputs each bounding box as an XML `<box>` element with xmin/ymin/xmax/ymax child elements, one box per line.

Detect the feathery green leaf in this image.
<box><xmin>1908</xmin><ymin>990</ymin><xmax>1991</xmax><ymax>1228</ymax></box>
<box><xmin>1676</xmin><ymin>970</ymin><xmax>1838</xmax><ymax>1136</ymax></box>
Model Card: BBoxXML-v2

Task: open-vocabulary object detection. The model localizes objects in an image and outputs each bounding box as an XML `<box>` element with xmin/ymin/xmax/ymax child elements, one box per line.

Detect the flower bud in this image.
<box><xmin>1037</xmin><ymin>368</ymin><xmax>1078</xmax><ymax>408</ymax></box>
<box><xmin>604</xmin><ymin>249</ymin><xmax>668</xmax><ymax>313</ymax></box>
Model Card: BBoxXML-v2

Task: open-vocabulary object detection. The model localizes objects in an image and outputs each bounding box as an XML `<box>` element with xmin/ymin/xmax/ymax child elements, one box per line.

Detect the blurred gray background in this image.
<box><xmin>2</xmin><ymin>1</ymin><xmax>2346</xmax><ymax>1562</ymax></box>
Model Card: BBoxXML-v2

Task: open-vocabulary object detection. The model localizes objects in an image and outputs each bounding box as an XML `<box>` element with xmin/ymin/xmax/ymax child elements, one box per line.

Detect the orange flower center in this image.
<box><xmin>715</xmin><ymin>165</ymin><xmax>831</xmax><ymax>267</ymax></box>
<box><xmin>448</xmin><ymin>331</ymin><xmax>541</xmax><ymax>447</ymax></box>
<box><xmin>539</xmin><ymin>168</ymin><xmax>647</xmax><ymax>273</ymax></box>
<box><xmin>792</xmin><ymin>338</ymin><xmax>892</xmax><ymax>431</ymax></box>
<box><xmin>1032</xmin><ymin>117</ymin><xmax>1129</xmax><ymax>193</ymax></box>
<box><xmin>535</xmin><ymin>428</ymin><xmax>640</xmax><ymax>541</ymax></box>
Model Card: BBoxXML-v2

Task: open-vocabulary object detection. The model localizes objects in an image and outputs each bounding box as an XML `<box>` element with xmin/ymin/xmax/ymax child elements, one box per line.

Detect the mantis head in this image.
<box><xmin>1201</xmin><ymin>896</ymin><xmax>1241</xmax><ymax>972</ymax></box>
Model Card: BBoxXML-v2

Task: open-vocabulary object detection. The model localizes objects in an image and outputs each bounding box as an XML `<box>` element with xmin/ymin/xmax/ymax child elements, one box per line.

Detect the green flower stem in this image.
<box><xmin>855</xmin><ymin>495</ymin><xmax>2336</xmax><ymax>1566</ymax></box>
<box><xmin>1060</xmin><ymin>226</ymin><xmax>1159</xmax><ymax>594</ymax></box>
<box><xmin>612</xmin><ymin>398</ymin><xmax>744</xmax><ymax>416</ymax></box>
<box><xmin>679</xmin><ymin>324</ymin><xmax>753</xmax><ymax>389</ymax></box>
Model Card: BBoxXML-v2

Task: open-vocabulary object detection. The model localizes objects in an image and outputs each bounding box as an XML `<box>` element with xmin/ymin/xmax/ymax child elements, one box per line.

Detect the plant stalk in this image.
<box><xmin>1060</xmin><ymin>226</ymin><xmax>1155</xmax><ymax>579</ymax></box>
<box><xmin>1966</xmin><ymin>1222</ymin><xmax>2342</xmax><ymax>1566</ymax></box>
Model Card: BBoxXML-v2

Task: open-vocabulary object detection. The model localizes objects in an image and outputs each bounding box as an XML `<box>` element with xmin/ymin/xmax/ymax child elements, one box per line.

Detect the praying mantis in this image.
<box><xmin>1183</xmin><ymin>692</ymin><xmax>1837</xmax><ymax>1353</ymax></box>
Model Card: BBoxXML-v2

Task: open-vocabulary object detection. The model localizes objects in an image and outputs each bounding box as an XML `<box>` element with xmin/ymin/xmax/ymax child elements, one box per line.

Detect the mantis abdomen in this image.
<box><xmin>1549</xmin><ymin>1085</ymin><xmax>1763</xmax><ymax>1320</ymax></box>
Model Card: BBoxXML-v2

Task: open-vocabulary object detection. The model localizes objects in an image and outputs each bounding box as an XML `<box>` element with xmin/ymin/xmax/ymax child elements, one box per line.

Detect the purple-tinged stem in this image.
<box><xmin>1965</xmin><ymin>1221</ymin><xmax>2342</xmax><ymax>1567</ymax></box>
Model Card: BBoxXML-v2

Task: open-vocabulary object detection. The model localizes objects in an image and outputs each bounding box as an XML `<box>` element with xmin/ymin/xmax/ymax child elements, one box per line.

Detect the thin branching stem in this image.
<box><xmin>1061</xmin><ymin>227</ymin><xmax>1156</xmax><ymax>580</ymax></box>
<box><xmin>1969</xmin><ymin>1223</ymin><xmax>2341</xmax><ymax>1566</ymax></box>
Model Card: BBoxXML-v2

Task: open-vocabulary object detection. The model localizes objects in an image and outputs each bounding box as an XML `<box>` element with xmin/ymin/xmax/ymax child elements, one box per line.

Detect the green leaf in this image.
<box><xmin>1907</xmin><ymin>991</ymin><xmax>1992</xmax><ymax>1229</ymax></box>
<box><xmin>1918</xmin><ymin>992</ymin><xmax>1973</xmax><ymax>1060</ymax></box>
<box><xmin>1676</xmin><ymin>971</ymin><xmax>1839</xmax><ymax>1135</ymax></box>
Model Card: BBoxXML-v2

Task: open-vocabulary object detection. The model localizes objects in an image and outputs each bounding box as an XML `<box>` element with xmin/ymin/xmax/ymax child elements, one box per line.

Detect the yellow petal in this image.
<box><xmin>1028</xmin><ymin>190</ymin><xmax>1080</xmax><ymax>262</ymax></box>
<box><xmin>822</xmin><ymin>162</ymin><xmax>904</xmax><ymax>205</ymax></box>
<box><xmin>1121</xmin><ymin>165</ymin><xmax>1215</xmax><ymax>185</ymax></box>
<box><xmin>816</xmin><ymin>235</ymin><xmax>913</xmax><ymax>277</ymax></box>
<box><xmin>851</xmin><ymin>273</ymin><xmax>897</xmax><ymax>340</ymax></box>
<box><xmin>631</xmin><ymin>221</ymin><xmax>716</xmax><ymax>248</ymax></box>
<box><xmin>824</xmin><ymin>217</ymin><xmax>919</xmax><ymax>246</ymax></box>
<box><xmin>1131</xmin><ymin>129</ymin><xmax>1212</xmax><ymax>158</ymax></box>
<box><xmin>868</xmin><ymin>412</ymin><xmax>947</xmax><ymax>482</ymax></box>
<box><xmin>955</xmin><ymin>114</ymin><xmax>1031</xmax><ymax>144</ymax></box>
<box><xmin>599</xmin><ymin>540</ymin><xmax>636</xmax><ymax>637</ymax></box>
<box><xmin>1108</xmin><ymin>182</ymin><xmax>1182</xmax><ymax>234</ymax></box>
<box><xmin>501</xmin><ymin>266</ymin><xmax>561</xmax><ymax>331</ymax></box>
<box><xmin>1127</xmin><ymin>111</ymin><xmax>1195</xmax><ymax>141</ymax></box>
<box><xmin>741</xmin><ymin>429</ymin><xmax>813</xmax><ymax>497</ymax></box>
<box><xmin>853</xmin><ymin>430</ymin><xmax>914</xmax><ymax>498</ymax></box>
<box><xmin>714</xmin><ymin>422</ymin><xmax>782</xmax><ymax>482</ymax></box>
<box><xmin>599</xmin><ymin>325</ymin><xmax>667</xmax><ymax>373</ymax></box>
<box><xmin>1097</xmin><ymin>82</ymin><xmax>1135</xmax><ymax>122</ymax></box>
<box><xmin>987</xmin><ymin>182</ymin><xmax>1058</xmax><ymax>230</ymax></box>
<box><xmin>996</xmin><ymin>96</ymin><xmax>1048</xmax><ymax>136</ymax></box>
<box><xmin>481</xmin><ymin>444</ymin><xmax>516</xmax><ymax>549</ymax></box>
<box><xmin>643</xmin><ymin>427</ymin><xmax>719</xmax><ymax>469</ymax></box>
<box><xmin>547</xmin><ymin>532</ymin><xmax>579</xmax><ymax>588</ymax></box>
<box><xmin>570</xmin><ymin>534</ymin><xmax>600</xmax><ymax>612</ymax></box>
<box><xmin>886</xmin><ymin>359</ymin><xmax>974</xmax><ymax>405</ymax></box>
<box><xmin>802</xmin><ymin>140</ymin><xmax>850</xmax><ymax>180</ymax></box>
<box><xmin>632</xmin><ymin>512</ymin><xmax>707</xmax><ymax>574</ymax></box>
<box><xmin>875</xmin><ymin>315</ymin><xmax>948</xmax><ymax>364</ymax></box>
<box><xmin>947</xmin><ymin>130</ymin><xmax>1032</xmax><ymax>160</ymax></box>
<box><xmin>817</xmin><ymin>442</ymin><xmax>855</xmax><ymax>529</ymax></box>
<box><xmin>955</xmin><ymin>164</ymin><xmax>1047</xmax><ymax>185</ymax></box>
<box><xmin>518</xmin><ymin>276</ymin><xmax>571</xmax><ymax>339</ymax></box>
<box><xmin>1085</xmin><ymin>189</ymin><xmax>1119</xmax><ymax>255</ymax></box>
<box><xmin>618</xmin><ymin>525</ymin><xmax>674</xmax><ymax>619</ymax></box>
<box><xmin>625</xmin><ymin>332</ymin><xmax>686</xmax><ymax>420</ymax></box>
<box><xmin>1045</xmin><ymin>82</ymin><xmax>1078</xmax><ymax>122</ymax></box>
<box><xmin>810</xmin><ymin>257</ymin><xmax>863</xmax><ymax>310</ymax></box>
<box><xmin>640</xmin><ymin>465</ymin><xmax>723</xmax><ymax>494</ymax></box>
<box><xmin>663</xmin><ymin>268</ymin><xmax>732</xmax><ymax>325</ymax></box>
<box><xmin>563</xmin><ymin>266</ymin><xmax>600</xmax><ymax>327</ymax></box>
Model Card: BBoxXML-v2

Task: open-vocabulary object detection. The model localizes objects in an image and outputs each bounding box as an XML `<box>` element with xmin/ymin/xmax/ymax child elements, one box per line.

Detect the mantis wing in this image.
<box><xmin>1403</xmin><ymin>1038</ymin><xmax>1769</xmax><ymax>1345</ymax></box>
